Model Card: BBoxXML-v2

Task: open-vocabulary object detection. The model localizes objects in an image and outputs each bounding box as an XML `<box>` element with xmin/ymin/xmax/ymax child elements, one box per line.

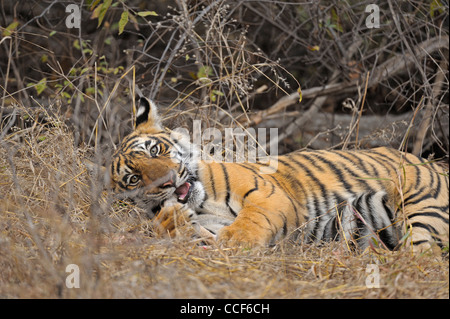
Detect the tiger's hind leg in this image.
<box><xmin>320</xmin><ymin>191</ymin><xmax>401</xmax><ymax>251</ymax></box>
<box><xmin>340</xmin><ymin>191</ymin><xmax>449</xmax><ymax>254</ymax></box>
<box><xmin>398</xmin><ymin>155</ymin><xmax>449</xmax><ymax>254</ymax></box>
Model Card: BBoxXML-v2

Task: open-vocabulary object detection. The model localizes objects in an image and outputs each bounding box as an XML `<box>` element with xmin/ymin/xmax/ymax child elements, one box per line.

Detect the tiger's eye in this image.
<box><xmin>129</xmin><ymin>175</ymin><xmax>140</xmax><ymax>185</ymax></box>
<box><xmin>150</xmin><ymin>145</ymin><xmax>158</xmax><ymax>156</ymax></box>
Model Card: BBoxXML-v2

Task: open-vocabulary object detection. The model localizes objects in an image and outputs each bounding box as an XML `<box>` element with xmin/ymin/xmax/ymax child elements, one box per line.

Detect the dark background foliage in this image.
<box><xmin>1</xmin><ymin>0</ymin><xmax>448</xmax><ymax>159</ymax></box>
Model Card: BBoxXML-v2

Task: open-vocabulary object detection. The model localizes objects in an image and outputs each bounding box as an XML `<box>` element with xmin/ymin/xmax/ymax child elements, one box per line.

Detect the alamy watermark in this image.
<box><xmin>171</xmin><ymin>120</ymin><xmax>279</xmax><ymax>174</ymax></box>
<box><xmin>64</xmin><ymin>3</ymin><xmax>380</xmax><ymax>31</ymax></box>
<box><xmin>65</xmin><ymin>264</ymin><xmax>80</xmax><ymax>289</ymax></box>
<box><xmin>64</xmin><ymin>3</ymin><xmax>380</xmax><ymax>30</ymax></box>
<box><xmin>365</xmin><ymin>263</ymin><xmax>381</xmax><ymax>288</ymax></box>
<box><xmin>365</xmin><ymin>4</ymin><xmax>380</xmax><ymax>29</ymax></box>
<box><xmin>65</xmin><ymin>4</ymin><xmax>81</xmax><ymax>29</ymax></box>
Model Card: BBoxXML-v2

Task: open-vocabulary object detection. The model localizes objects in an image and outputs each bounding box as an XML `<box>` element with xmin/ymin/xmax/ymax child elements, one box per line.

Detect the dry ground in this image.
<box><xmin>0</xmin><ymin>120</ymin><xmax>448</xmax><ymax>299</ymax></box>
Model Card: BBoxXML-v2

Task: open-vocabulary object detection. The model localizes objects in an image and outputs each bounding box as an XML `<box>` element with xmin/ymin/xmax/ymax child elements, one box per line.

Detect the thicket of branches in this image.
<box><xmin>1</xmin><ymin>0</ymin><xmax>449</xmax><ymax>159</ymax></box>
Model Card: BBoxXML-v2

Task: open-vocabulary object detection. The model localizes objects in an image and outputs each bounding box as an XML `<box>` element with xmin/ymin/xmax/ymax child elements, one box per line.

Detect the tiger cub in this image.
<box><xmin>109</xmin><ymin>97</ymin><xmax>449</xmax><ymax>253</ymax></box>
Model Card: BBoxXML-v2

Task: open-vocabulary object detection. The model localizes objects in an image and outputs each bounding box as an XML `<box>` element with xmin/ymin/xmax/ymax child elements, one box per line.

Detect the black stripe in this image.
<box><xmin>220</xmin><ymin>163</ymin><xmax>230</xmax><ymax>203</ymax></box>
<box><xmin>432</xmin><ymin>166</ymin><xmax>441</xmax><ymax>198</ymax></box>
<box><xmin>124</xmin><ymin>154</ymin><xmax>138</xmax><ymax>169</ymax></box>
<box><xmin>300</xmin><ymin>153</ymin><xmax>355</xmax><ymax>191</ymax></box>
<box><xmin>123</xmin><ymin>138</ymin><xmax>142</xmax><ymax>152</ymax></box>
<box><xmin>279</xmin><ymin>212</ymin><xmax>288</xmax><ymax>237</ymax></box>
<box><xmin>157</xmin><ymin>135</ymin><xmax>174</xmax><ymax>147</ymax></box>
<box><xmin>360</xmin><ymin>193</ymin><xmax>377</xmax><ymax>230</ymax></box>
<box><xmin>240</xmin><ymin>214</ymin><xmax>274</xmax><ymax>234</ymax></box>
<box><xmin>412</xmin><ymin>240</ymin><xmax>429</xmax><ymax>246</ymax></box>
<box><xmin>407</xmin><ymin>212</ymin><xmax>449</xmax><ymax>224</ymax></box>
<box><xmin>207</xmin><ymin>164</ymin><xmax>217</xmax><ymax>199</ymax></box>
<box><xmin>423</xmin><ymin>204</ymin><xmax>450</xmax><ymax>214</ymax></box>
<box><xmin>378</xmin><ymin>229</ymin><xmax>396</xmax><ymax>250</ymax></box>
<box><xmin>113</xmin><ymin>156</ymin><xmax>121</xmax><ymax>176</ymax></box>
<box><xmin>375</xmin><ymin>201</ymin><xmax>397</xmax><ymax>251</ymax></box>
<box><xmin>237</xmin><ymin>163</ymin><xmax>270</xmax><ymax>185</ymax></box>
<box><xmin>337</xmin><ymin>151</ymin><xmax>379</xmax><ymax>177</ymax></box>
<box><xmin>280</xmin><ymin>157</ymin><xmax>322</xmax><ymax>239</ymax></box>
<box><xmin>424</xmin><ymin>160</ymin><xmax>439</xmax><ymax>198</ymax></box>
<box><xmin>410</xmin><ymin>222</ymin><xmax>440</xmax><ymax>235</ymax></box>
<box><xmin>254</xmin><ymin>209</ymin><xmax>276</xmax><ymax>234</ymax></box>
<box><xmin>412</xmin><ymin>238</ymin><xmax>444</xmax><ymax>249</ymax></box>
<box><xmin>403</xmin><ymin>191</ymin><xmax>434</xmax><ymax>206</ymax></box>
<box><xmin>268</xmin><ymin>182</ymin><xmax>276</xmax><ymax>197</ymax></box>
<box><xmin>352</xmin><ymin>194</ymin><xmax>365</xmax><ymax>243</ymax></box>
<box><xmin>291</xmin><ymin>151</ymin><xmax>324</xmax><ymax>171</ymax></box>
<box><xmin>229</xmin><ymin>207</ymin><xmax>238</xmax><ymax>217</ymax></box>
<box><xmin>275</xmin><ymin>158</ymin><xmax>309</xmax><ymax>196</ymax></box>
<box><xmin>402</xmin><ymin>155</ymin><xmax>422</xmax><ymax>194</ymax></box>
<box><xmin>279</xmin><ymin>156</ymin><xmax>326</xmax><ymax>202</ymax></box>
<box><xmin>243</xmin><ymin>176</ymin><xmax>258</xmax><ymax>200</ymax></box>
<box><xmin>236</xmin><ymin>163</ymin><xmax>277</xmax><ymax>199</ymax></box>
<box><xmin>291</xmin><ymin>197</ymin><xmax>302</xmax><ymax>229</ymax></box>
<box><xmin>381</xmin><ymin>194</ymin><xmax>395</xmax><ymax>221</ymax></box>
<box><xmin>308</xmin><ymin>196</ymin><xmax>325</xmax><ymax>239</ymax></box>
<box><xmin>237</xmin><ymin>162</ymin><xmax>260</xmax><ymax>175</ymax></box>
<box><xmin>199</xmin><ymin>190</ymin><xmax>207</xmax><ymax>209</ymax></box>
<box><xmin>219</xmin><ymin>163</ymin><xmax>236</xmax><ymax>217</ymax></box>
<box><xmin>310</xmin><ymin>153</ymin><xmax>377</xmax><ymax>191</ymax></box>
<box><xmin>365</xmin><ymin>149</ymin><xmax>399</xmax><ymax>173</ymax></box>
<box><xmin>203</xmin><ymin>227</ymin><xmax>216</xmax><ymax>235</ymax></box>
<box><xmin>323</xmin><ymin>215</ymin><xmax>339</xmax><ymax>241</ymax></box>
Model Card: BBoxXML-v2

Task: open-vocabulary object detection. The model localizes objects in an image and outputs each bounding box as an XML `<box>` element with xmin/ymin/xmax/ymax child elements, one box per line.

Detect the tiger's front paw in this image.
<box><xmin>152</xmin><ymin>202</ymin><xmax>192</xmax><ymax>238</ymax></box>
<box><xmin>217</xmin><ymin>222</ymin><xmax>267</xmax><ymax>248</ymax></box>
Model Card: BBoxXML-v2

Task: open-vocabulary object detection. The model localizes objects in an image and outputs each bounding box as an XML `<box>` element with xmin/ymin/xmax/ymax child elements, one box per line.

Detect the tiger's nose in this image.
<box><xmin>161</xmin><ymin>180</ymin><xmax>174</xmax><ymax>188</ymax></box>
<box><xmin>158</xmin><ymin>170</ymin><xmax>176</xmax><ymax>188</ymax></box>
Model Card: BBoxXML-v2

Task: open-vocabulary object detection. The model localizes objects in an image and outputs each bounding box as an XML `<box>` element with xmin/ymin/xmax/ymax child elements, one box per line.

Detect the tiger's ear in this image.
<box><xmin>135</xmin><ymin>97</ymin><xmax>163</xmax><ymax>133</ymax></box>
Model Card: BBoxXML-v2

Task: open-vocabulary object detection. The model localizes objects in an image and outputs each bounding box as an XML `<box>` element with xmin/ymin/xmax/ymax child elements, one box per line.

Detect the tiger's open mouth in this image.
<box><xmin>175</xmin><ymin>182</ymin><xmax>191</xmax><ymax>204</ymax></box>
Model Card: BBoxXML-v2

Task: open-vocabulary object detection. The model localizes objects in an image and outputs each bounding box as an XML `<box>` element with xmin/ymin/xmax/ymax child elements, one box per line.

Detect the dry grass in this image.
<box><xmin>0</xmin><ymin>118</ymin><xmax>448</xmax><ymax>299</ymax></box>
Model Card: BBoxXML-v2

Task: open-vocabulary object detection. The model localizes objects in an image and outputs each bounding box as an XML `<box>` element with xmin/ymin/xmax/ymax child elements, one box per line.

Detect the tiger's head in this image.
<box><xmin>109</xmin><ymin>97</ymin><xmax>203</xmax><ymax>217</ymax></box>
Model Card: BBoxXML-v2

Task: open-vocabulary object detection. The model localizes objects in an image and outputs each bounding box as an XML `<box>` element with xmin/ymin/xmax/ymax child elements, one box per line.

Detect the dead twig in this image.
<box><xmin>248</xmin><ymin>36</ymin><xmax>449</xmax><ymax>128</ymax></box>
<box><xmin>354</xmin><ymin>71</ymin><xmax>370</xmax><ymax>148</ymax></box>
<box><xmin>412</xmin><ymin>60</ymin><xmax>448</xmax><ymax>156</ymax></box>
